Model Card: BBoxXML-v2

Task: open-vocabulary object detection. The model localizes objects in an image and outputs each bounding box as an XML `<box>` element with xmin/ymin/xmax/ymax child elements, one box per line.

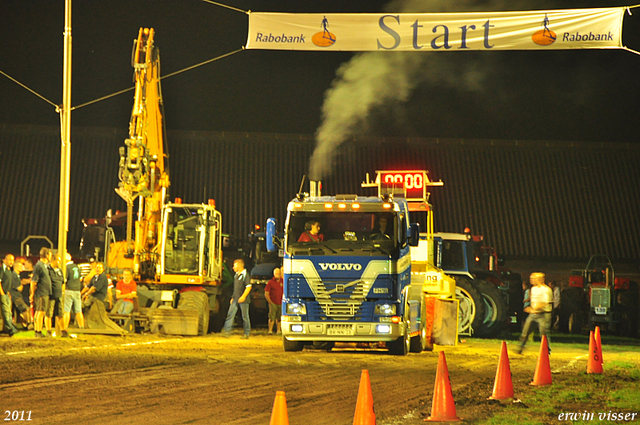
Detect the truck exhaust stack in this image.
<box><xmin>310</xmin><ymin>181</ymin><xmax>322</xmax><ymax>198</ymax></box>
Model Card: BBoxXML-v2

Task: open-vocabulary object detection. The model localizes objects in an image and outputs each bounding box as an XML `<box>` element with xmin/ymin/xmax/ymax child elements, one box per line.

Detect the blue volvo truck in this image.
<box><xmin>266</xmin><ymin>171</ymin><xmax>457</xmax><ymax>355</ymax></box>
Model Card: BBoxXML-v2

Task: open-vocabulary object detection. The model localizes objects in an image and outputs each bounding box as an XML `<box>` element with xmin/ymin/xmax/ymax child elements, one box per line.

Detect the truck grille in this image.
<box><xmin>308</xmin><ymin>279</ymin><xmax>367</xmax><ymax>318</ymax></box>
<box><xmin>307</xmin><ymin>301</ymin><xmax>373</xmax><ymax>321</ymax></box>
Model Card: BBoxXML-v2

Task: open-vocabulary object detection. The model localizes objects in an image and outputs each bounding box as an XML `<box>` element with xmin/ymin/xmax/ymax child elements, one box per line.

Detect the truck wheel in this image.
<box><xmin>177</xmin><ymin>291</ymin><xmax>210</xmax><ymax>336</ymax></box>
<box><xmin>455</xmin><ymin>277</ymin><xmax>485</xmax><ymax>336</ymax></box>
<box><xmin>410</xmin><ymin>325</ymin><xmax>428</xmax><ymax>353</ymax></box>
<box><xmin>474</xmin><ymin>280</ymin><xmax>508</xmax><ymax>338</ymax></box>
<box><xmin>283</xmin><ymin>336</ymin><xmax>304</xmax><ymax>352</ymax></box>
<box><xmin>410</xmin><ymin>297</ymin><xmax>431</xmax><ymax>352</ymax></box>
<box><xmin>388</xmin><ymin>322</ymin><xmax>410</xmax><ymax>356</ymax></box>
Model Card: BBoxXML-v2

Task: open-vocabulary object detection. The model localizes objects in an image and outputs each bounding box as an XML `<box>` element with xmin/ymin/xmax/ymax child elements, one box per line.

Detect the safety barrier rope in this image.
<box><xmin>200</xmin><ymin>0</ymin><xmax>248</xmax><ymax>14</ymax></box>
<box><xmin>71</xmin><ymin>47</ymin><xmax>245</xmax><ymax>111</ymax></box>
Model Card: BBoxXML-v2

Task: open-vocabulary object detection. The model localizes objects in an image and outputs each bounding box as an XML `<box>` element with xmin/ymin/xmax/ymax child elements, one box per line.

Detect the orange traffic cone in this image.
<box><xmin>488</xmin><ymin>341</ymin><xmax>514</xmax><ymax>400</ymax></box>
<box><xmin>353</xmin><ymin>369</ymin><xmax>376</xmax><ymax>425</ymax></box>
<box><xmin>530</xmin><ymin>335</ymin><xmax>552</xmax><ymax>386</ymax></box>
<box><xmin>269</xmin><ymin>391</ymin><xmax>289</xmax><ymax>425</ymax></box>
<box><xmin>425</xmin><ymin>351</ymin><xmax>461</xmax><ymax>422</ymax></box>
<box><xmin>587</xmin><ymin>331</ymin><xmax>603</xmax><ymax>374</ymax></box>
<box><xmin>595</xmin><ymin>326</ymin><xmax>604</xmax><ymax>368</ymax></box>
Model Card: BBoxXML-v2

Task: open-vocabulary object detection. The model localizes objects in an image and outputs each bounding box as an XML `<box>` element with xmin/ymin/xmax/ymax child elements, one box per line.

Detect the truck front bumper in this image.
<box><xmin>281</xmin><ymin>319</ymin><xmax>404</xmax><ymax>342</ymax></box>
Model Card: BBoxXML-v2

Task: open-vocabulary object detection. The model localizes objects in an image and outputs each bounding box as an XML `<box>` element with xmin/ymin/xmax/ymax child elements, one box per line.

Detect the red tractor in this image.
<box><xmin>561</xmin><ymin>254</ymin><xmax>638</xmax><ymax>336</ymax></box>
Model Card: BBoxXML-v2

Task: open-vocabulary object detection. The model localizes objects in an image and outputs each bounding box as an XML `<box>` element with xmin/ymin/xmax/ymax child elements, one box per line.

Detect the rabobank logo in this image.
<box><xmin>532</xmin><ymin>14</ymin><xmax>557</xmax><ymax>46</ymax></box>
<box><xmin>312</xmin><ymin>16</ymin><xmax>337</xmax><ymax>47</ymax></box>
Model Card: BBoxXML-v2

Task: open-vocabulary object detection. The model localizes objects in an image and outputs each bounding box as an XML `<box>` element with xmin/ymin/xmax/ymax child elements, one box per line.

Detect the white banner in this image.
<box><xmin>246</xmin><ymin>8</ymin><xmax>625</xmax><ymax>51</ymax></box>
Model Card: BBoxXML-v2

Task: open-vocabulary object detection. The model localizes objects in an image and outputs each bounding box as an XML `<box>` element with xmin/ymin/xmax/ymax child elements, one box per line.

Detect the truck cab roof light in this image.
<box><xmin>324</xmin><ymin>203</ymin><xmax>333</xmax><ymax>209</ymax></box>
<box><xmin>383</xmin><ymin>203</ymin><xmax>392</xmax><ymax>209</ymax></box>
<box><xmin>352</xmin><ymin>203</ymin><xmax>360</xmax><ymax>209</ymax></box>
<box><xmin>338</xmin><ymin>203</ymin><xmax>347</xmax><ymax>209</ymax></box>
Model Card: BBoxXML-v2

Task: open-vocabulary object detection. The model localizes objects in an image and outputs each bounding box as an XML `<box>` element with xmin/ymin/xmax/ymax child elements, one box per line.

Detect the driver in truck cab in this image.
<box><xmin>372</xmin><ymin>215</ymin><xmax>393</xmax><ymax>238</ymax></box>
<box><xmin>298</xmin><ymin>221</ymin><xmax>324</xmax><ymax>242</ymax></box>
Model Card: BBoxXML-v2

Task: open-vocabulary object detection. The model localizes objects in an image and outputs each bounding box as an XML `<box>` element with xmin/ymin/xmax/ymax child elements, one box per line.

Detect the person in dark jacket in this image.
<box><xmin>10</xmin><ymin>259</ymin><xmax>31</xmax><ymax>328</ymax></box>
<box><xmin>221</xmin><ymin>259</ymin><xmax>252</xmax><ymax>338</ymax></box>
<box><xmin>45</xmin><ymin>254</ymin><xmax>65</xmax><ymax>337</ymax></box>
<box><xmin>82</xmin><ymin>262</ymin><xmax>108</xmax><ymax>312</ymax></box>
<box><xmin>30</xmin><ymin>248</ymin><xmax>52</xmax><ymax>338</ymax></box>
<box><xmin>0</xmin><ymin>254</ymin><xmax>19</xmax><ymax>336</ymax></box>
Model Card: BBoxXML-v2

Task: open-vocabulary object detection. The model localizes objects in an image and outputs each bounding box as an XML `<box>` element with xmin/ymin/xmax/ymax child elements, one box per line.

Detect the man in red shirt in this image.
<box><xmin>298</xmin><ymin>221</ymin><xmax>324</xmax><ymax>242</ymax></box>
<box><xmin>264</xmin><ymin>267</ymin><xmax>284</xmax><ymax>335</ymax></box>
<box><xmin>115</xmin><ymin>269</ymin><xmax>137</xmax><ymax>315</ymax></box>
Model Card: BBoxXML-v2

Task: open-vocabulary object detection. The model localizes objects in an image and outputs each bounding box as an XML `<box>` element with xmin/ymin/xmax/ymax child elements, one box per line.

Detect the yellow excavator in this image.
<box><xmin>89</xmin><ymin>28</ymin><xmax>224</xmax><ymax>335</ymax></box>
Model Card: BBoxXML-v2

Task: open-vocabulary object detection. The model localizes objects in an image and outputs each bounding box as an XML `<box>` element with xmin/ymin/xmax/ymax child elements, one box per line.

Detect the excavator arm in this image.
<box><xmin>116</xmin><ymin>28</ymin><xmax>170</xmax><ymax>279</ymax></box>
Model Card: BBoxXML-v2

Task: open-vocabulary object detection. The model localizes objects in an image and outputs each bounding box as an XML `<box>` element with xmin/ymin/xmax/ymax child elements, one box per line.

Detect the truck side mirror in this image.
<box><xmin>266</xmin><ymin>218</ymin><xmax>277</xmax><ymax>252</ymax></box>
<box><xmin>409</xmin><ymin>223</ymin><xmax>420</xmax><ymax>247</ymax></box>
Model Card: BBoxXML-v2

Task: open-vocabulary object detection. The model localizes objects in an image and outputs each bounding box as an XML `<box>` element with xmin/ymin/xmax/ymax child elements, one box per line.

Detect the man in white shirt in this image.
<box><xmin>516</xmin><ymin>272</ymin><xmax>553</xmax><ymax>354</ymax></box>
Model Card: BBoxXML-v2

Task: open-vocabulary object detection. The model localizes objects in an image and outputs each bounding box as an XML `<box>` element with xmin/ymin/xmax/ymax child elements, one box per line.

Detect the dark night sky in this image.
<box><xmin>1</xmin><ymin>0</ymin><xmax>639</xmax><ymax>143</ymax></box>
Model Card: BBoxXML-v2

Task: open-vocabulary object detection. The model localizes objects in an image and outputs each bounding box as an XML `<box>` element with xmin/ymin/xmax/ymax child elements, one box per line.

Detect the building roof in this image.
<box><xmin>1</xmin><ymin>123</ymin><xmax>638</xmax><ymax>261</ymax></box>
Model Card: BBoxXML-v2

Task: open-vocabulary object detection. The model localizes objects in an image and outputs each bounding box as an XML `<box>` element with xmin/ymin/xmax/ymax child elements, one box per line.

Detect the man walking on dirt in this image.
<box><xmin>221</xmin><ymin>259</ymin><xmax>252</xmax><ymax>338</ymax></box>
<box><xmin>516</xmin><ymin>272</ymin><xmax>553</xmax><ymax>354</ymax></box>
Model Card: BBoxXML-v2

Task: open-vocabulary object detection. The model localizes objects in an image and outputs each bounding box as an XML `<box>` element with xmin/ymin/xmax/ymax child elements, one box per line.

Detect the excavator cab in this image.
<box><xmin>160</xmin><ymin>202</ymin><xmax>223</xmax><ymax>282</ymax></box>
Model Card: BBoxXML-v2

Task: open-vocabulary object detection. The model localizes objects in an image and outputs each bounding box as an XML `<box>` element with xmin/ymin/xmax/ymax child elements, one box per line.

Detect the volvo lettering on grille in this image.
<box><xmin>318</xmin><ymin>263</ymin><xmax>363</xmax><ymax>271</ymax></box>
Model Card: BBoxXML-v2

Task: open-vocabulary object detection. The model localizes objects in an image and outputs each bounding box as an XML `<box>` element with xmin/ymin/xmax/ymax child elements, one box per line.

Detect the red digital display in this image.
<box><xmin>380</xmin><ymin>171</ymin><xmax>426</xmax><ymax>200</ymax></box>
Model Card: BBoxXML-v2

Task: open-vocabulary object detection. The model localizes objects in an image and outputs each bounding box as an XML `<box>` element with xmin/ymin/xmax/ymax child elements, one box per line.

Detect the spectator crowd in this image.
<box><xmin>0</xmin><ymin>247</ymin><xmax>137</xmax><ymax>338</ymax></box>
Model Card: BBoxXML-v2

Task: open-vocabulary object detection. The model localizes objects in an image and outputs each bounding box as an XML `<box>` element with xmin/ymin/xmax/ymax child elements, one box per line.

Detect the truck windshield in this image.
<box><xmin>164</xmin><ymin>206</ymin><xmax>201</xmax><ymax>274</ymax></box>
<box><xmin>286</xmin><ymin>211</ymin><xmax>397</xmax><ymax>256</ymax></box>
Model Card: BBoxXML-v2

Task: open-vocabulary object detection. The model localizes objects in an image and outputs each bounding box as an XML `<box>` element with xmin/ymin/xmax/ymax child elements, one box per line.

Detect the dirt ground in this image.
<box><xmin>2</xmin><ymin>330</ymin><xmax>635</xmax><ymax>425</ymax></box>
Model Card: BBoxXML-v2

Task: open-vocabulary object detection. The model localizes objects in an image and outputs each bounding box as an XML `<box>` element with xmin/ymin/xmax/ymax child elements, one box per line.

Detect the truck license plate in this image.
<box><xmin>595</xmin><ymin>307</ymin><xmax>607</xmax><ymax>315</ymax></box>
<box><xmin>327</xmin><ymin>325</ymin><xmax>354</xmax><ymax>336</ymax></box>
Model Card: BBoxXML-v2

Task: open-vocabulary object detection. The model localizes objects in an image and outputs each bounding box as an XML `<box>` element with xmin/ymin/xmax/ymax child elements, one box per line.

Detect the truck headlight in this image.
<box><xmin>376</xmin><ymin>324</ymin><xmax>392</xmax><ymax>334</ymax></box>
<box><xmin>286</xmin><ymin>302</ymin><xmax>307</xmax><ymax>315</ymax></box>
<box><xmin>375</xmin><ymin>303</ymin><xmax>396</xmax><ymax>315</ymax></box>
<box><xmin>290</xmin><ymin>324</ymin><xmax>304</xmax><ymax>333</ymax></box>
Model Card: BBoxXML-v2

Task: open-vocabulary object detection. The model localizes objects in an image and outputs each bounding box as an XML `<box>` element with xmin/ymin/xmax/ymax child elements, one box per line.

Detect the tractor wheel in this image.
<box><xmin>208</xmin><ymin>294</ymin><xmax>225</xmax><ymax>333</ymax></box>
<box><xmin>560</xmin><ymin>287</ymin><xmax>584</xmax><ymax>334</ymax></box>
<box><xmin>506</xmin><ymin>275</ymin><xmax>524</xmax><ymax>331</ymax></box>
<box><xmin>474</xmin><ymin>280</ymin><xmax>508</xmax><ymax>338</ymax></box>
<box><xmin>455</xmin><ymin>277</ymin><xmax>486</xmax><ymax>336</ymax></box>
<box><xmin>177</xmin><ymin>291</ymin><xmax>210</xmax><ymax>336</ymax></box>
<box><xmin>616</xmin><ymin>282</ymin><xmax>639</xmax><ymax>338</ymax></box>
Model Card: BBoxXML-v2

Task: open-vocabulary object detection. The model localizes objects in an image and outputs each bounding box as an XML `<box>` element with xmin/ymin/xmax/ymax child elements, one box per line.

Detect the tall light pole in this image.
<box><xmin>58</xmin><ymin>0</ymin><xmax>72</xmax><ymax>277</ymax></box>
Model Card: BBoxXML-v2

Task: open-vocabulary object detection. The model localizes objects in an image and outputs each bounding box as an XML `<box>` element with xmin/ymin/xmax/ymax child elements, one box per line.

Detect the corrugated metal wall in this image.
<box><xmin>1</xmin><ymin>124</ymin><xmax>638</xmax><ymax>261</ymax></box>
